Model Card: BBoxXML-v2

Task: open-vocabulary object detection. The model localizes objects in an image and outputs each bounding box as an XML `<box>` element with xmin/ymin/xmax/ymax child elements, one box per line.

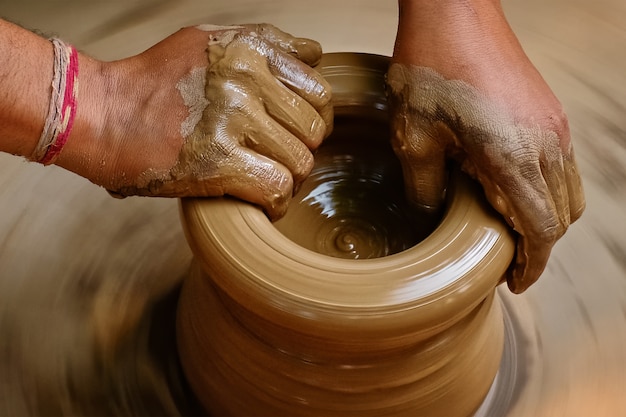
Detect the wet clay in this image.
<box><xmin>112</xmin><ymin>24</ymin><xmax>333</xmax><ymax>220</ymax></box>
<box><xmin>273</xmin><ymin>115</ymin><xmax>439</xmax><ymax>259</ymax></box>
<box><xmin>176</xmin><ymin>53</ymin><xmax>516</xmax><ymax>417</ymax></box>
<box><xmin>385</xmin><ymin>64</ymin><xmax>585</xmax><ymax>293</ymax></box>
<box><xmin>178</xmin><ymin>261</ymin><xmax>505</xmax><ymax>417</ymax></box>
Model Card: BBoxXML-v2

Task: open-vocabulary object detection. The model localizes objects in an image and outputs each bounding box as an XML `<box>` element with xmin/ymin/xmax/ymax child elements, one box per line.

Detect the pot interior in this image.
<box><xmin>273</xmin><ymin>113</ymin><xmax>441</xmax><ymax>259</ymax></box>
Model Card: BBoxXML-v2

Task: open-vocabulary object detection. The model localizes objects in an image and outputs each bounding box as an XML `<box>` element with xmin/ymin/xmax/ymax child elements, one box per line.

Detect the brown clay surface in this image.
<box><xmin>177</xmin><ymin>54</ymin><xmax>515</xmax><ymax>415</ymax></box>
<box><xmin>1</xmin><ymin>0</ymin><xmax>626</xmax><ymax>416</ymax></box>
<box><xmin>178</xmin><ymin>263</ymin><xmax>506</xmax><ymax>417</ymax></box>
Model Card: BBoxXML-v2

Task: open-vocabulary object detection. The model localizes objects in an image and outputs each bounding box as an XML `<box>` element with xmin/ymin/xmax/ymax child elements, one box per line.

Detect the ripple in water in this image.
<box><xmin>274</xmin><ymin>116</ymin><xmax>440</xmax><ymax>259</ymax></box>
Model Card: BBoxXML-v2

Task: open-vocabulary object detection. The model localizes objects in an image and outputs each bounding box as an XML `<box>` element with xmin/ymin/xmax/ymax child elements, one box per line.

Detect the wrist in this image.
<box><xmin>393</xmin><ymin>0</ymin><xmax>517</xmax><ymax>76</ymax></box>
<box><xmin>58</xmin><ymin>27</ymin><xmax>207</xmax><ymax>192</ymax></box>
<box><xmin>56</xmin><ymin>52</ymin><xmax>187</xmax><ymax>191</ymax></box>
<box><xmin>394</xmin><ymin>0</ymin><xmax>506</xmax><ymax>51</ymax></box>
<box><xmin>54</xmin><ymin>53</ymin><xmax>110</xmax><ymax>185</ymax></box>
<box><xmin>0</xmin><ymin>19</ymin><xmax>53</xmax><ymax>157</ymax></box>
<box><xmin>397</xmin><ymin>0</ymin><xmax>502</xmax><ymax>18</ymax></box>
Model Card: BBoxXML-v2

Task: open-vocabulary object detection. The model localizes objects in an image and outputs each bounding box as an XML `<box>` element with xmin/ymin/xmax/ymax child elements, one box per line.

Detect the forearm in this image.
<box><xmin>0</xmin><ymin>18</ymin><xmax>117</xmax><ymax>184</ymax></box>
<box><xmin>0</xmin><ymin>19</ymin><xmax>106</xmax><ymax>163</ymax></box>
<box><xmin>394</xmin><ymin>0</ymin><xmax>517</xmax><ymax>69</ymax></box>
<box><xmin>0</xmin><ymin>19</ymin><xmax>53</xmax><ymax>157</ymax></box>
<box><xmin>396</xmin><ymin>0</ymin><xmax>503</xmax><ymax>29</ymax></box>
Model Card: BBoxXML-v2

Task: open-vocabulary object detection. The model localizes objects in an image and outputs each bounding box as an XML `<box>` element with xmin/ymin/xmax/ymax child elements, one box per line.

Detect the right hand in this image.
<box><xmin>387</xmin><ymin>0</ymin><xmax>585</xmax><ymax>293</ymax></box>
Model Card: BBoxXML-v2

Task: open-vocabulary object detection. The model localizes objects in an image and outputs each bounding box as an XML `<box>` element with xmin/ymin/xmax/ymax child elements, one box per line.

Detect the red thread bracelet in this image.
<box><xmin>40</xmin><ymin>44</ymin><xmax>78</xmax><ymax>165</ymax></box>
<box><xmin>32</xmin><ymin>39</ymin><xmax>79</xmax><ymax>165</ymax></box>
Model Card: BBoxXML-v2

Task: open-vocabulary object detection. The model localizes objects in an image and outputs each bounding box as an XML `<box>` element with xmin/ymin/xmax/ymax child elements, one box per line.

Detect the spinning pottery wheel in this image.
<box><xmin>177</xmin><ymin>53</ymin><xmax>516</xmax><ymax>416</ymax></box>
<box><xmin>2</xmin><ymin>1</ymin><xmax>626</xmax><ymax>416</ymax></box>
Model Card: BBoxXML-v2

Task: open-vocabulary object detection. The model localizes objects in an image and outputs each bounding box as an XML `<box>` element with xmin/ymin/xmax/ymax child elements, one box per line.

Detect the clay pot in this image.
<box><xmin>176</xmin><ymin>53</ymin><xmax>515</xmax><ymax>417</ymax></box>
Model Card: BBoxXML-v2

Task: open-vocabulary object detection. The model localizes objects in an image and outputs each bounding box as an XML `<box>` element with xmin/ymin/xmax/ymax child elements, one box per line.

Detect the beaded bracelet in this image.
<box><xmin>31</xmin><ymin>38</ymin><xmax>79</xmax><ymax>165</ymax></box>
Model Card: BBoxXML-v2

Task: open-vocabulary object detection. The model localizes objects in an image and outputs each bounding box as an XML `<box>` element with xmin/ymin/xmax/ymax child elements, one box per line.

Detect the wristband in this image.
<box><xmin>31</xmin><ymin>38</ymin><xmax>79</xmax><ymax>165</ymax></box>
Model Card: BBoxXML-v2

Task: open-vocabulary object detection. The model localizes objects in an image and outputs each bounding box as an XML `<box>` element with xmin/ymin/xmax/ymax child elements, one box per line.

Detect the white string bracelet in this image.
<box><xmin>31</xmin><ymin>38</ymin><xmax>79</xmax><ymax>165</ymax></box>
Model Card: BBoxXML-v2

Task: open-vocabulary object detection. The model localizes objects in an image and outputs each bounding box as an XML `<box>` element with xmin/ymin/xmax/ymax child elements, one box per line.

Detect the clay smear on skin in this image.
<box><xmin>121</xmin><ymin>28</ymin><xmax>299</xmax><ymax>205</ymax></box>
<box><xmin>176</xmin><ymin>67</ymin><xmax>209</xmax><ymax>139</ymax></box>
<box><xmin>121</xmin><ymin>28</ymin><xmax>262</xmax><ymax>195</ymax></box>
<box><xmin>386</xmin><ymin>63</ymin><xmax>585</xmax><ymax>292</ymax></box>
<box><xmin>127</xmin><ymin>68</ymin><xmax>209</xmax><ymax>191</ymax></box>
<box><xmin>120</xmin><ymin>35</ymin><xmax>231</xmax><ymax>194</ymax></box>
<box><xmin>386</xmin><ymin>63</ymin><xmax>582</xmax><ymax>234</ymax></box>
<box><xmin>123</xmin><ymin>25</ymin><xmax>329</xmax><ymax>215</ymax></box>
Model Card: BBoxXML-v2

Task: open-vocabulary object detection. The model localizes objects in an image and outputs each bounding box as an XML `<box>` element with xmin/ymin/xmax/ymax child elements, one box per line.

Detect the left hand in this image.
<box><xmin>65</xmin><ymin>24</ymin><xmax>333</xmax><ymax>219</ymax></box>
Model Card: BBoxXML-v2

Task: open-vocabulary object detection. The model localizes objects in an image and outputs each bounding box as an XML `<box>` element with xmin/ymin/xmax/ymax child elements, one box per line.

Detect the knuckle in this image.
<box><xmin>543</xmin><ymin>107</ymin><xmax>570</xmax><ymax>138</ymax></box>
<box><xmin>291</xmin><ymin>151</ymin><xmax>314</xmax><ymax>182</ymax></box>
<box><xmin>306</xmin><ymin>116</ymin><xmax>326</xmax><ymax>148</ymax></box>
<box><xmin>316</xmin><ymin>82</ymin><xmax>333</xmax><ymax>107</ymax></box>
<box><xmin>536</xmin><ymin>219</ymin><xmax>565</xmax><ymax>243</ymax></box>
<box><xmin>223</xmin><ymin>54</ymin><xmax>263</xmax><ymax>80</ymax></box>
<box><xmin>256</xmin><ymin>23</ymin><xmax>276</xmax><ymax>35</ymax></box>
<box><xmin>264</xmin><ymin>170</ymin><xmax>293</xmax><ymax>220</ymax></box>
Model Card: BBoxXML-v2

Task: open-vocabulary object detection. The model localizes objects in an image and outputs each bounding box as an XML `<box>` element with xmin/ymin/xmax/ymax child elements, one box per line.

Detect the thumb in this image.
<box><xmin>389</xmin><ymin>116</ymin><xmax>448</xmax><ymax>214</ymax></box>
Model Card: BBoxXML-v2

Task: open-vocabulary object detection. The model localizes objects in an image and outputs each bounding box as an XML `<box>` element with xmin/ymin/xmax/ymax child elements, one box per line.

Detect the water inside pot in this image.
<box><xmin>274</xmin><ymin>114</ymin><xmax>441</xmax><ymax>259</ymax></box>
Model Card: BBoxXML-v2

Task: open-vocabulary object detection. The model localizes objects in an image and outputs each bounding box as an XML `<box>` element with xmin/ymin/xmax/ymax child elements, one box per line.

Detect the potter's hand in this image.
<box><xmin>387</xmin><ymin>0</ymin><xmax>585</xmax><ymax>293</ymax></box>
<box><xmin>104</xmin><ymin>24</ymin><xmax>333</xmax><ymax>219</ymax></box>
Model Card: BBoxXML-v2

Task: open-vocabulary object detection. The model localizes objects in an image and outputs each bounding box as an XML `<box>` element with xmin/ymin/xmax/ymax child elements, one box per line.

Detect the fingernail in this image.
<box><xmin>266</xmin><ymin>193</ymin><xmax>289</xmax><ymax>221</ymax></box>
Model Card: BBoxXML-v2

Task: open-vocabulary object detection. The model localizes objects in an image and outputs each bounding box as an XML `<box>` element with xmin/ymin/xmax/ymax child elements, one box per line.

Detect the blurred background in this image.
<box><xmin>0</xmin><ymin>0</ymin><xmax>625</xmax><ymax>415</ymax></box>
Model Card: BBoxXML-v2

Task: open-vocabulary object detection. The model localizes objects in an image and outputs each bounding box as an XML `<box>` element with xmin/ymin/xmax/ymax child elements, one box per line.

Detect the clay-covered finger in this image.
<box><xmin>260</xmin><ymin>76</ymin><xmax>327</xmax><ymax>149</ymax></box>
<box><xmin>217</xmin><ymin>146</ymin><xmax>295</xmax><ymax>220</ymax></box>
<box><xmin>386</xmin><ymin>64</ymin><xmax>448</xmax><ymax>213</ymax></box>
<box><xmin>104</xmin><ymin>148</ymin><xmax>292</xmax><ymax>219</ymax></box>
<box><xmin>243</xmin><ymin>23</ymin><xmax>323</xmax><ymax>66</ymax></box>
<box><xmin>484</xmin><ymin>164</ymin><xmax>565</xmax><ymax>293</ymax></box>
<box><xmin>237</xmin><ymin>108</ymin><xmax>315</xmax><ymax>186</ymax></box>
<box><xmin>503</xmin><ymin>136</ymin><xmax>585</xmax><ymax>293</ymax></box>
<box><xmin>503</xmin><ymin>173</ymin><xmax>563</xmax><ymax>293</ymax></box>
<box><xmin>563</xmin><ymin>145</ymin><xmax>586</xmax><ymax>223</ymax></box>
<box><xmin>220</xmin><ymin>30</ymin><xmax>333</xmax><ymax>137</ymax></box>
<box><xmin>254</xmin><ymin>40</ymin><xmax>332</xmax><ymax>134</ymax></box>
<box><xmin>396</xmin><ymin>137</ymin><xmax>447</xmax><ymax>213</ymax></box>
<box><xmin>507</xmin><ymin>232</ymin><xmax>555</xmax><ymax>294</ymax></box>
<box><xmin>539</xmin><ymin>134</ymin><xmax>571</xmax><ymax>231</ymax></box>
<box><xmin>387</xmin><ymin>107</ymin><xmax>448</xmax><ymax>213</ymax></box>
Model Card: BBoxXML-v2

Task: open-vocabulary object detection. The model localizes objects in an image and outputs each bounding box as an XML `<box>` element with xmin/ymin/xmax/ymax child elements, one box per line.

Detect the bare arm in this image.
<box><xmin>0</xmin><ymin>19</ymin><xmax>55</xmax><ymax>156</ymax></box>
